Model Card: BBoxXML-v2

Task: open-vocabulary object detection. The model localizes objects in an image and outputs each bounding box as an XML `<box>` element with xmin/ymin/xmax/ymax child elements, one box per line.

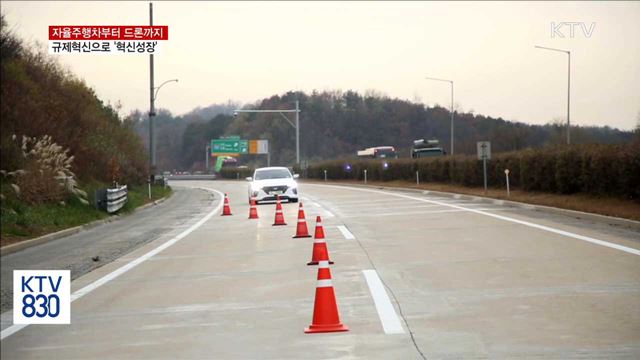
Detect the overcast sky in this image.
<box><xmin>3</xmin><ymin>1</ymin><xmax>639</xmax><ymax>129</ymax></box>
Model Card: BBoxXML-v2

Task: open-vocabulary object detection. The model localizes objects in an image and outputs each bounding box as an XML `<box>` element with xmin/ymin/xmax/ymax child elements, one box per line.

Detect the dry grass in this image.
<box><xmin>1</xmin><ymin>184</ymin><xmax>173</xmax><ymax>248</ymax></box>
<box><xmin>303</xmin><ymin>179</ymin><xmax>640</xmax><ymax>222</ymax></box>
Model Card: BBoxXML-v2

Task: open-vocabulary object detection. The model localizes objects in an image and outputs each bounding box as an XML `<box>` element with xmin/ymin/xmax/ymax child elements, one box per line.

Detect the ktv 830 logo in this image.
<box><xmin>13</xmin><ymin>270</ymin><xmax>70</xmax><ymax>324</ymax></box>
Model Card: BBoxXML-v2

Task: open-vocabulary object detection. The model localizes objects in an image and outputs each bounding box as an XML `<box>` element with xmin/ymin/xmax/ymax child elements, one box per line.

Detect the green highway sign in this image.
<box><xmin>211</xmin><ymin>139</ymin><xmax>248</xmax><ymax>154</ymax></box>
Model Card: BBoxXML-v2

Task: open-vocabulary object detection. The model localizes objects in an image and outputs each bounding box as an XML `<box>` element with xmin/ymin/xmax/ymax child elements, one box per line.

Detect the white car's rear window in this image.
<box><xmin>254</xmin><ymin>169</ymin><xmax>291</xmax><ymax>180</ymax></box>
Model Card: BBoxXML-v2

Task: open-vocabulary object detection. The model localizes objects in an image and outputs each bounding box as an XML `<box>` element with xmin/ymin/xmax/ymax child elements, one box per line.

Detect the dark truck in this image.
<box><xmin>411</xmin><ymin>139</ymin><xmax>446</xmax><ymax>158</ymax></box>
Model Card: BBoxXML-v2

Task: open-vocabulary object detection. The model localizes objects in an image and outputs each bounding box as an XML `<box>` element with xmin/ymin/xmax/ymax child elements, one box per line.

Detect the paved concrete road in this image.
<box><xmin>1</xmin><ymin>180</ymin><xmax>638</xmax><ymax>359</ymax></box>
<box><xmin>0</xmin><ymin>187</ymin><xmax>213</xmax><ymax>313</ymax></box>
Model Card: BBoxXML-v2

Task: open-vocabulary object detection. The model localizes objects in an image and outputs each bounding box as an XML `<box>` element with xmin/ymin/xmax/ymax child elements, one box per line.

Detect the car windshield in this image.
<box><xmin>254</xmin><ymin>169</ymin><xmax>291</xmax><ymax>180</ymax></box>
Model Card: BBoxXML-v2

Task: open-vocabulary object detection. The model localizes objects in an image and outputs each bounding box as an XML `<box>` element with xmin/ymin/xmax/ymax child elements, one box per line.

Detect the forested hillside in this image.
<box><xmin>129</xmin><ymin>101</ymin><xmax>239</xmax><ymax>172</ymax></box>
<box><xmin>130</xmin><ymin>91</ymin><xmax>636</xmax><ymax>171</ymax></box>
<box><xmin>0</xmin><ymin>16</ymin><xmax>148</xmax><ymax>185</ymax></box>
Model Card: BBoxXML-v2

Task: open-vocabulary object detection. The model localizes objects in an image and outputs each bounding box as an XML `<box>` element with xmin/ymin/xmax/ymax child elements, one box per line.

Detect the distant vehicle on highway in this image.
<box><xmin>214</xmin><ymin>156</ymin><xmax>238</xmax><ymax>173</ymax></box>
<box><xmin>246</xmin><ymin>167</ymin><xmax>299</xmax><ymax>204</ymax></box>
<box><xmin>357</xmin><ymin>146</ymin><xmax>398</xmax><ymax>159</ymax></box>
<box><xmin>411</xmin><ymin>139</ymin><xmax>446</xmax><ymax>158</ymax></box>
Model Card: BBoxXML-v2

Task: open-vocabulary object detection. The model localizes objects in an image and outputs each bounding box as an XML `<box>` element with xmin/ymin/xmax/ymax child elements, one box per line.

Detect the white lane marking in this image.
<box><xmin>303</xmin><ymin>198</ymin><xmax>335</xmax><ymax>218</ymax></box>
<box><xmin>323</xmin><ymin>209</ymin><xmax>335</xmax><ymax>218</ymax></box>
<box><xmin>341</xmin><ymin>208</ymin><xmax>511</xmax><ymax>218</ymax></box>
<box><xmin>324</xmin><ymin>199</ymin><xmax>408</xmax><ymax>206</ymax></box>
<box><xmin>0</xmin><ymin>187</ymin><xmax>225</xmax><ymax>341</ymax></box>
<box><xmin>362</xmin><ymin>270</ymin><xmax>405</xmax><ymax>334</ymax></box>
<box><xmin>338</xmin><ymin>204</ymin><xmax>444</xmax><ymax>211</ymax></box>
<box><xmin>337</xmin><ymin>225</ymin><xmax>355</xmax><ymax>239</ymax></box>
<box><xmin>305</xmin><ymin>184</ymin><xmax>640</xmax><ymax>256</ymax></box>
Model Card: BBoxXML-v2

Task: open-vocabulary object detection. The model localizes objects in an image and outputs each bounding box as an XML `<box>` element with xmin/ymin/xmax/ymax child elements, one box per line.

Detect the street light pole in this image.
<box><xmin>295</xmin><ymin>100</ymin><xmax>300</xmax><ymax>164</ymax></box>
<box><xmin>567</xmin><ymin>51</ymin><xmax>571</xmax><ymax>145</ymax></box>
<box><xmin>535</xmin><ymin>45</ymin><xmax>571</xmax><ymax>145</ymax></box>
<box><xmin>234</xmin><ymin>103</ymin><xmax>301</xmax><ymax>165</ymax></box>
<box><xmin>450</xmin><ymin>81</ymin><xmax>454</xmax><ymax>155</ymax></box>
<box><xmin>148</xmin><ymin>2</ymin><xmax>155</xmax><ymax>177</ymax></box>
<box><xmin>205</xmin><ymin>144</ymin><xmax>210</xmax><ymax>173</ymax></box>
<box><xmin>148</xmin><ymin>78</ymin><xmax>178</xmax><ymax>176</ymax></box>
<box><xmin>425</xmin><ymin>76</ymin><xmax>454</xmax><ymax>155</ymax></box>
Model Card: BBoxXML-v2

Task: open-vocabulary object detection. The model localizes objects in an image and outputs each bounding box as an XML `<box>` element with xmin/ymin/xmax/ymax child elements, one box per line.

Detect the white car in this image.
<box><xmin>247</xmin><ymin>167</ymin><xmax>299</xmax><ymax>203</ymax></box>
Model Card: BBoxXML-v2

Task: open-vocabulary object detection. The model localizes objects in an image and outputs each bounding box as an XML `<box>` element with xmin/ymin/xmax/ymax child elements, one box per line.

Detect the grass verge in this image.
<box><xmin>0</xmin><ymin>182</ymin><xmax>173</xmax><ymax>248</ymax></box>
<box><xmin>304</xmin><ymin>179</ymin><xmax>640</xmax><ymax>222</ymax></box>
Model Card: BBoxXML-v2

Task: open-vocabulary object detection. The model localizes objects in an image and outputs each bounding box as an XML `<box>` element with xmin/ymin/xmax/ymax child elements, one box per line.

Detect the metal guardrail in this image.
<box><xmin>95</xmin><ymin>185</ymin><xmax>128</xmax><ymax>213</ymax></box>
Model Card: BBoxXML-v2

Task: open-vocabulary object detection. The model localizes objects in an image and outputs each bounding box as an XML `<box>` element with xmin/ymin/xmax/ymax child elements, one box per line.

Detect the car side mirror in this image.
<box><xmin>293</xmin><ymin>174</ymin><xmax>299</xmax><ymax>179</ymax></box>
<box><xmin>245</xmin><ymin>177</ymin><xmax>253</xmax><ymax>181</ymax></box>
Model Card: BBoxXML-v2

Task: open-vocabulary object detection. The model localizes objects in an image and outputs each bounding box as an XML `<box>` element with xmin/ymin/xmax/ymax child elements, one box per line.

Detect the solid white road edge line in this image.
<box><xmin>337</xmin><ymin>225</ymin><xmax>355</xmax><ymax>239</ymax></box>
<box><xmin>305</xmin><ymin>184</ymin><xmax>640</xmax><ymax>256</ymax></box>
<box><xmin>0</xmin><ymin>187</ymin><xmax>225</xmax><ymax>341</ymax></box>
<box><xmin>362</xmin><ymin>270</ymin><xmax>405</xmax><ymax>334</ymax></box>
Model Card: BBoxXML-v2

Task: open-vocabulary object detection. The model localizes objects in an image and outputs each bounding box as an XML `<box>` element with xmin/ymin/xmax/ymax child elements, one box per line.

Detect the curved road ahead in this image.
<box><xmin>1</xmin><ymin>180</ymin><xmax>639</xmax><ymax>359</ymax></box>
<box><xmin>1</xmin><ymin>187</ymin><xmax>214</xmax><ymax>313</ymax></box>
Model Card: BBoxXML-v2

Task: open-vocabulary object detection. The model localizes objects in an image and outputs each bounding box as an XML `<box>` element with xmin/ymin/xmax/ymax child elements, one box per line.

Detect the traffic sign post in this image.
<box><xmin>210</xmin><ymin>138</ymin><xmax>269</xmax><ymax>166</ymax></box>
<box><xmin>248</xmin><ymin>139</ymin><xmax>269</xmax><ymax>166</ymax></box>
<box><xmin>211</xmin><ymin>139</ymin><xmax>248</xmax><ymax>155</ymax></box>
<box><xmin>477</xmin><ymin>141</ymin><xmax>491</xmax><ymax>195</ymax></box>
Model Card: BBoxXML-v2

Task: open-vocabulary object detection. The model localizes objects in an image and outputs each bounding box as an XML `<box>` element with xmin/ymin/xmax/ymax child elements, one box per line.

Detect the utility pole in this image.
<box><xmin>148</xmin><ymin>2</ymin><xmax>156</xmax><ymax>179</ymax></box>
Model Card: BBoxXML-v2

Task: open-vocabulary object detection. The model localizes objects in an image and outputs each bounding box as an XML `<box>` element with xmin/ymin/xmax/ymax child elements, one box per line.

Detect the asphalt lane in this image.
<box><xmin>0</xmin><ymin>187</ymin><xmax>213</xmax><ymax>313</ymax></box>
<box><xmin>1</xmin><ymin>180</ymin><xmax>638</xmax><ymax>359</ymax></box>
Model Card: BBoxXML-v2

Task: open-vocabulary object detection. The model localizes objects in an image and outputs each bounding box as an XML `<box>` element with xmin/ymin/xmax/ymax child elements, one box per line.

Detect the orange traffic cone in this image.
<box><xmin>221</xmin><ymin>193</ymin><xmax>232</xmax><ymax>216</ymax></box>
<box><xmin>272</xmin><ymin>196</ymin><xmax>287</xmax><ymax>226</ymax></box>
<box><xmin>304</xmin><ymin>260</ymin><xmax>349</xmax><ymax>333</ymax></box>
<box><xmin>307</xmin><ymin>216</ymin><xmax>334</xmax><ymax>266</ymax></box>
<box><xmin>293</xmin><ymin>203</ymin><xmax>312</xmax><ymax>238</ymax></box>
<box><xmin>313</xmin><ymin>215</ymin><xmax>325</xmax><ymax>239</ymax></box>
<box><xmin>248</xmin><ymin>198</ymin><xmax>259</xmax><ymax>219</ymax></box>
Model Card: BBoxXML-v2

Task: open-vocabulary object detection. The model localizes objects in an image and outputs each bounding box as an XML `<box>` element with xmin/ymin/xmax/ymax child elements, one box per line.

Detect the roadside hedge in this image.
<box><xmin>301</xmin><ymin>144</ymin><xmax>640</xmax><ymax>200</ymax></box>
<box><xmin>219</xmin><ymin>167</ymin><xmax>254</xmax><ymax>179</ymax></box>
